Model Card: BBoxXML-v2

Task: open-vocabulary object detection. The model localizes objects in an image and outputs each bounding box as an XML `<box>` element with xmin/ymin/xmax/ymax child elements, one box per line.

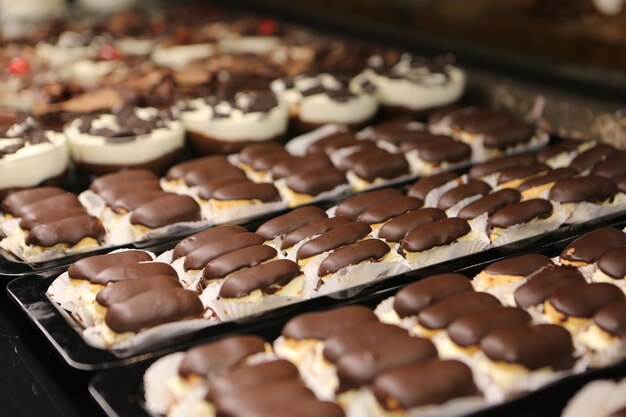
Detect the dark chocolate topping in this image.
<box><xmin>19</xmin><ymin>207</ymin><xmax>87</xmax><ymax>230</ymax></box>
<box><xmin>488</xmin><ymin>199</ymin><xmax>553</xmax><ymax>229</ymax></box>
<box><xmin>323</xmin><ymin>322</ymin><xmax>406</xmax><ymax>364</ymax></box>
<box><xmin>549</xmin><ymin>283</ymin><xmax>624</xmax><ymax>318</ymax></box>
<box><xmin>536</xmin><ymin>139</ymin><xmax>584</xmax><ymax>163</ymax></box>
<box><xmin>90</xmin><ymin>170</ymin><xmax>158</xmax><ymax>194</ymax></box>
<box><xmin>212</xmin><ymin>182</ymin><xmax>280</xmax><ymax>202</ymax></box>
<box><xmin>184</xmin><ymin>232</ymin><xmax>265</xmax><ymax>271</ymax></box>
<box><xmin>358</xmin><ymin>196</ymin><xmax>423</xmax><ymax>224</ymax></box>
<box><xmin>398</xmin><ymin>134</ymin><xmax>456</xmax><ymax>152</ymax></box>
<box><xmin>93</xmin><ymin>262</ymin><xmax>178</xmax><ymax>285</ymax></box>
<box><xmin>15</xmin><ymin>193</ymin><xmax>83</xmax><ymax>217</ymax></box>
<box><xmin>172</xmin><ymin>225</ymin><xmax>246</xmax><ymax>260</ymax></box>
<box><xmin>367</xmin><ymin>116</ymin><xmax>416</xmax><ymax>142</ymax></box>
<box><xmin>1</xmin><ymin>187</ymin><xmax>65</xmax><ymax>215</ymax></box>
<box><xmin>307</xmin><ymin>132</ymin><xmax>360</xmax><ymax>155</ymax></box>
<box><xmin>448</xmin><ymin>307</ymin><xmax>532</xmax><ymax>347</ymax></box>
<box><xmin>418</xmin><ymin>291</ymin><xmax>501</xmax><ymax>330</ymax></box>
<box><xmin>598</xmin><ymin>246</ymin><xmax>626</xmax><ymax>279</ymax></box>
<box><xmin>105</xmin><ymin>288</ymin><xmax>203</xmax><ymax>334</ymax></box>
<box><xmin>318</xmin><ymin>239</ymin><xmax>390</xmax><ymax>276</ymax></box>
<box><xmin>480</xmin><ymin>324</ymin><xmax>575</xmax><ymax>370</ymax></box>
<box><xmin>96</xmin><ymin>275</ymin><xmax>181</xmax><ymax>307</ymax></box>
<box><xmin>183</xmin><ymin>164</ymin><xmax>246</xmax><ymax>187</ymax></box>
<box><xmin>202</xmin><ymin>244</ymin><xmax>277</xmax><ymax>281</ymax></box>
<box><xmin>570</xmin><ymin>144</ymin><xmax>617</xmax><ymax>173</ymax></box>
<box><xmin>469</xmin><ymin>154</ymin><xmax>536</xmax><ymax>178</ymax></box>
<box><xmin>249</xmin><ymin>153</ymin><xmax>292</xmax><ymax>172</ymax></box>
<box><xmin>401</xmin><ymin>217</ymin><xmax>470</xmax><ymax>253</ymax></box>
<box><xmin>196</xmin><ymin>176</ymin><xmax>252</xmax><ymax>200</ymax></box>
<box><xmin>281</xmin><ymin>305</ymin><xmax>376</xmax><ymax>340</ymax></box>
<box><xmin>413</xmin><ymin>138</ymin><xmax>471</xmax><ymax>163</ymax></box>
<box><xmin>335</xmin><ymin>188</ymin><xmax>403</xmax><ymax>220</ymax></box>
<box><xmin>497</xmin><ymin>162</ymin><xmax>548</xmax><ymax>184</ymax></box>
<box><xmin>336</xmin><ymin>334</ymin><xmax>438</xmax><ymax>391</ymax></box>
<box><xmin>110</xmin><ymin>191</ymin><xmax>171</xmax><ymax>214</ymax></box>
<box><xmin>335</xmin><ymin>146</ymin><xmax>386</xmax><ymax>172</ymax></box>
<box><xmin>594</xmin><ymin>300</ymin><xmax>626</xmax><ymax>338</ymax></box>
<box><xmin>608</xmin><ymin>406</ymin><xmax>626</xmax><ymax>417</ymax></box>
<box><xmin>96</xmin><ymin>181</ymin><xmax>162</xmax><ymax>207</ymax></box>
<box><xmin>381</xmin><ymin>210</ymin><xmax>445</xmax><ymax>244</ymax></box>
<box><xmin>548</xmin><ymin>175</ymin><xmax>617</xmax><ymax>203</ymax></box>
<box><xmin>219</xmin><ymin>259</ymin><xmax>300</xmax><ymax>298</ymax></box>
<box><xmin>393</xmin><ymin>273</ymin><xmax>473</xmax><ymax>318</ymax></box>
<box><xmin>270</xmin><ymin>154</ymin><xmax>333</xmax><ymax>179</ymax></box>
<box><xmin>452</xmin><ymin>111</ymin><xmax>511</xmax><ymax>133</ymax></box>
<box><xmin>517</xmin><ymin>168</ymin><xmax>576</xmax><ymax>191</ymax></box>
<box><xmin>483</xmin><ymin>254</ymin><xmax>553</xmax><ymax>277</ymax></box>
<box><xmin>296</xmin><ymin>221</ymin><xmax>371</xmax><ymax>260</ymax></box>
<box><xmin>26</xmin><ymin>215</ymin><xmax>105</xmax><ymax>247</ymax></box>
<box><xmin>281</xmin><ymin>216</ymin><xmax>352</xmax><ymax>250</ymax></box>
<box><xmin>457</xmin><ymin>189</ymin><xmax>521</xmax><ymax>220</ymax></box>
<box><xmin>351</xmin><ymin>152</ymin><xmax>410</xmax><ymax>181</ymax></box>
<box><xmin>239</xmin><ymin>143</ymin><xmax>289</xmax><ymax>166</ymax></box>
<box><xmin>560</xmin><ymin>228</ymin><xmax>626</xmax><ymax>265</ymax></box>
<box><xmin>178</xmin><ymin>335</ymin><xmax>267</xmax><ymax>378</ymax></box>
<box><xmin>428</xmin><ymin>105</ymin><xmax>466</xmax><ymax>125</ymax></box>
<box><xmin>208</xmin><ymin>360</ymin><xmax>300</xmax><ymax>400</ymax></box>
<box><xmin>592</xmin><ymin>151</ymin><xmax>626</xmax><ymax>181</ymax></box>
<box><xmin>68</xmin><ymin>250</ymin><xmax>152</xmax><ymax>281</ymax></box>
<box><xmin>437</xmin><ymin>180</ymin><xmax>491</xmax><ymax>211</ymax></box>
<box><xmin>482</xmin><ymin>122</ymin><xmax>535</xmax><ymax>149</ymax></box>
<box><xmin>286</xmin><ymin>167</ymin><xmax>347</xmax><ymax>196</ymax></box>
<box><xmin>407</xmin><ymin>172</ymin><xmax>460</xmax><ymax>200</ymax></box>
<box><xmin>373</xmin><ymin>360</ymin><xmax>477</xmax><ymax>410</ymax></box>
<box><xmin>256</xmin><ymin>206</ymin><xmax>328</xmax><ymax>240</ymax></box>
<box><xmin>165</xmin><ymin>156</ymin><xmax>231</xmax><ymax>180</ymax></box>
<box><xmin>129</xmin><ymin>194</ymin><xmax>201</xmax><ymax>228</ymax></box>
<box><xmin>514</xmin><ymin>265</ymin><xmax>586</xmax><ymax>308</ymax></box>
<box><xmin>376</xmin><ymin>130</ymin><xmax>435</xmax><ymax>147</ymax></box>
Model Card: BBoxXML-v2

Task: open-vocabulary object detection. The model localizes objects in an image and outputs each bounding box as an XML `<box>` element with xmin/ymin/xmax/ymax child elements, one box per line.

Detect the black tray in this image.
<box><xmin>8</xmin><ymin>211</ymin><xmax>626</xmax><ymax>370</ymax></box>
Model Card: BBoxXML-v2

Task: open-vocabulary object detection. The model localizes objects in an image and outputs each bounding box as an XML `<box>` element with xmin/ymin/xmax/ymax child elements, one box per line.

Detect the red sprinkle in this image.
<box><xmin>257</xmin><ymin>19</ymin><xmax>278</xmax><ymax>36</ymax></box>
<box><xmin>175</xmin><ymin>28</ymin><xmax>191</xmax><ymax>44</ymax></box>
<box><xmin>99</xmin><ymin>44</ymin><xmax>122</xmax><ymax>60</ymax></box>
<box><xmin>8</xmin><ymin>57</ymin><xmax>29</xmax><ymax>75</ymax></box>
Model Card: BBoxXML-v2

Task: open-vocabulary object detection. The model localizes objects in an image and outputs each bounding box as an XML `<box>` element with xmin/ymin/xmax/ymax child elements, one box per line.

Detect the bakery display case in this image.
<box><xmin>1</xmin><ymin>1</ymin><xmax>626</xmax><ymax>417</ymax></box>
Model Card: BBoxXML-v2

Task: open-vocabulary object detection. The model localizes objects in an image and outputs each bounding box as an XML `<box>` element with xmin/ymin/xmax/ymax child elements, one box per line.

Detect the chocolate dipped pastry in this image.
<box><xmin>357</xmin><ymin>116</ymin><xmax>425</xmax><ymax>143</ymax></box>
<box><xmin>457</xmin><ymin>189</ymin><xmax>521</xmax><ymax>220</ymax></box>
<box><xmin>536</xmin><ymin>139</ymin><xmax>595</xmax><ymax>169</ymax></box>
<box><xmin>477</xmin><ymin>325</ymin><xmax>576</xmax><ymax>394</ymax></box>
<box><xmin>345</xmin><ymin>150</ymin><xmax>411</xmax><ymax>191</ymax></box>
<box><xmin>407</xmin><ymin>171</ymin><xmax>462</xmax><ymax>206</ymax></box>
<box><xmin>64</xmin><ymin>105</ymin><xmax>184</xmax><ymax>175</ymax></box>
<box><xmin>271</xmin><ymin>73</ymin><xmax>378</xmax><ymax>133</ymax></box>
<box><xmin>0</xmin><ymin>116</ymin><xmax>69</xmax><ymax>196</ymax></box>
<box><xmin>161</xmin><ymin>155</ymin><xmax>247</xmax><ymax>194</ymax></box>
<box><xmin>548</xmin><ymin>176</ymin><xmax>623</xmax><ymax>224</ymax></box>
<box><xmin>172</xmin><ymin>225</ymin><xmax>247</xmax><ymax>261</ymax></box>
<box><xmin>487</xmin><ymin>198</ymin><xmax>560</xmax><ymax>244</ymax></box>
<box><xmin>578</xmin><ymin>300</ymin><xmax>626</xmax><ymax>367</ymax></box>
<box><xmin>517</xmin><ymin>167</ymin><xmax>576</xmax><ymax>200</ymax></box>
<box><xmin>181</xmin><ymin>90</ymin><xmax>289</xmax><ymax>155</ymax></box>
<box><xmin>570</xmin><ymin>144</ymin><xmax>617</xmax><ymax>174</ymax></box>
<box><xmin>269</xmin><ymin>154</ymin><xmax>333</xmax><ymax>180</ymax></box>
<box><xmin>436</xmin><ymin>180</ymin><xmax>491</xmax><ymax>216</ymax></box>
<box><xmin>376</xmin><ymin>273</ymin><xmax>473</xmax><ymax>327</ymax></box>
<box><xmin>370</xmin><ymin>360</ymin><xmax>480</xmax><ymax>415</ymax></box>
<box><xmin>473</xmin><ymin>254</ymin><xmax>553</xmax><ymax>290</ymax></box>
<box><xmin>279</xmin><ymin>216</ymin><xmax>352</xmax><ymax>258</ymax></box>
<box><xmin>278</xmin><ymin>166</ymin><xmax>348</xmax><ymax>207</ymax></box>
<box><xmin>495</xmin><ymin>162</ymin><xmax>549</xmax><ymax>189</ymax></box>
<box><xmin>560</xmin><ymin>228</ymin><xmax>626</xmax><ymax>267</ymax></box>
<box><xmin>592</xmin><ymin>246</ymin><xmax>626</xmax><ymax>285</ymax></box>
<box><xmin>399</xmin><ymin>217</ymin><xmax>486</xmax><ymax>267</ymax></box>
<box><xmin>377</xmin><ymin>207</ymin><xmax>446</xmax><ymax>245</ymax></box>
<box><xmin>200</xmin><ymin>179</ymin><xmax>284</xmax><ymax>224</ymax></box>
<box><xmin>334</xmin><ymin>188</ymin><xmax>403</xmax><ymax>220</ymax></box>
<box><xmin>592</xmin><ymin>151</ymin><xmax>626</xmax><ymax>181</ymax></box>
<box><xmin>234</xmin><ymin>142</ymin><xmax>291</xmax><ymax>180</ymax></box>
<box><xmin>215</xmin><ymin>259</ymin><xmax>304</xmax><ymax>320</ymax></box>
<box><xmin>300</xmin><ymin>130</ymin><xmax>373</xmax><ymax>158</ymax></box>
<box><xmin>402</xmin><ymin>135</ymin><xmax>471</xmax><ymax>176</ymax></box>
<box><xmin>274</xmin><ymin>305</ymin><xmax>376</xmax><ymax>364</ymax></box>
<box><xmin>255</xmin><ymin>205</ymin><xmax>328</xmax><ymax>242</ymax></box>
<box><xmin>544</xmin><ymin>283</ymin><xmax>624</xmax><ymax>333</ymax></box>
<box><xmin>357</xmin><ymin>196</ymin><xmax>423</xmax><ymax>229</ymax></box>
<box><xmin>469</xmin><ymin>153</ymin><xmax>537</xmax><ymax>185</ymax></box>
<box><xmin>361</xmin><ymin>53</ymin><xmax>464</xmax><ymax>117</ymax></box>
<box><xmin>295</xmin><ymin>221</ymin><xmax>371</xmax><ymax>265</ymax></box>
<box><xmin>514</xmin><ymin>265</ymin><xmax>586</xmax><ymax>310</ymax></box>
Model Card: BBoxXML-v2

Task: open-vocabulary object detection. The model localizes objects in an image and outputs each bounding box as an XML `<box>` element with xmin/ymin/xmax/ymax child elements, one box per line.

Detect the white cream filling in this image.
<box><xmin>363</xmin><ymin>66</ymin><xmax>465</xmax><ymax>110</ymax></box>
<box><xmin>65</xmin><ymin>119</ymin><xmax>184</xmax><ymax>165</ymax></box>
<box><xmin>0</xmin><ymin>131</ymin><xmax>69</xmax><ymax>189</ymax></box>
<box><xmin>298</xmin><ymin>93</ymin><xmax>378</xmax><ymax>125</ymax></box>
<box><xmin>182</xmin><ymin>100</ymin><xmax>288</xmax><ymax>141</ymax></box>
<box><xmin>35</xmin><ymin>40</ymin><xmax>95</xmax><ymax>68</ymax></box>
<box><xmin>59</xmin><ymin>59</ymin><xmax>118</xmax><ymax>88</ymax></box>
<box><xmin>219</xmin><ymin>35</ymin><xmax>280</xmax><ymax>55</ymax></box>
<box><xmin>151</xmin><ymin>43</ymin><xmax>215</xmax><ymax>70</ymax></box>
<box><xmin>114</xmin><ymin>37</ymin><xmax>156</xmax><ymax>56</ymax></box>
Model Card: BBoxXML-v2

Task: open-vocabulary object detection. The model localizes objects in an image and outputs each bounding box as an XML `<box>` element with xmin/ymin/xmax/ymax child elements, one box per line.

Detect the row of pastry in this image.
<box><xmin>44</xmin><ymin>149</ymin><xmax>626</xmax><ymax>353</ymax></box>
<box><xmin>0</xmin><ymin>104</ymin><xmax>549</xmax><ymax>262</ymax></box>
<box><xmin>142</xmin><ymin>228</ymin><xmax>626</xmax><ymax>417</ymax></box>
